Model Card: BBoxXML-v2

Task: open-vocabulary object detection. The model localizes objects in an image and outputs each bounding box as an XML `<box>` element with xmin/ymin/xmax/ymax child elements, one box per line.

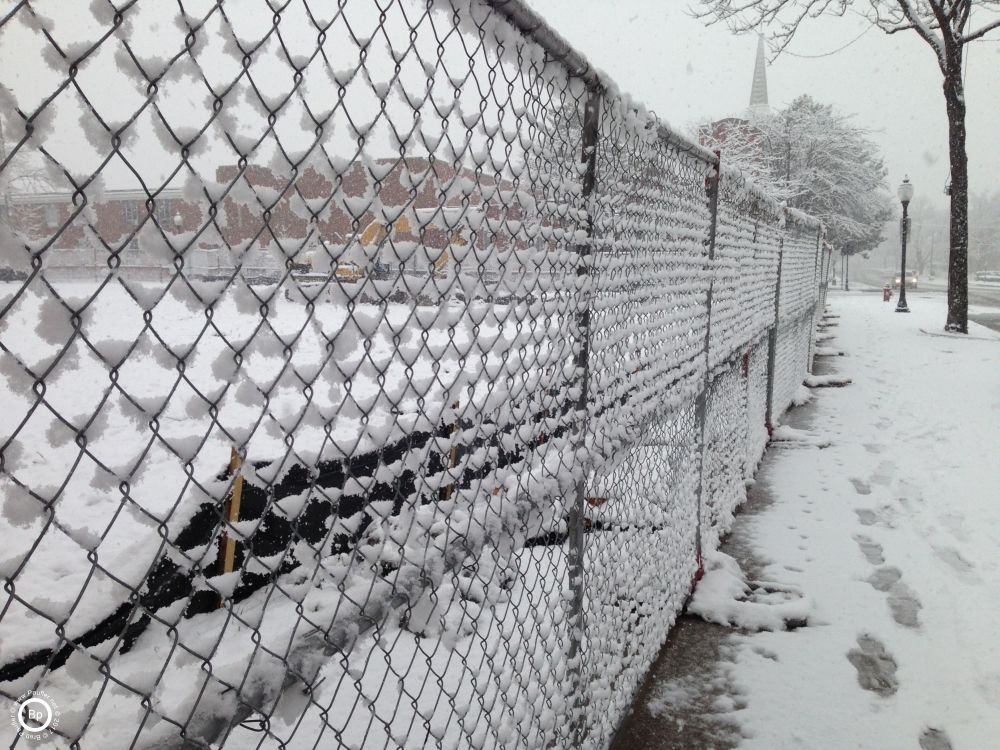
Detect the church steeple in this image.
<box><xmin>748</xmin><ymin>35</ymin><xmax>770</xmax><ymax>118</ymax></box>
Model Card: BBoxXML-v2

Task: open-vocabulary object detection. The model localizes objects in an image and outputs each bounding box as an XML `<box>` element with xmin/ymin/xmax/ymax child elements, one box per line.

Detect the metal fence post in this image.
<box><xmin>807</xmin><ymin>225</ymin><xmax>824</xmax><ymax>373</ymax></box>
<box><xmin>765</xmin><ymin>209</ymin><xmax>787</xmax><ymax>433</ymax></box>
<box><xmin>825</xmin><ymin>245</ymin><xmax>834</xmax><ymax>304</ymax></box>
<box><xmin>567</xmin><ymin>81</ymin><xmax>602</xmax><ymax>747</ymax></box>
<box><xmin>692</xmin><ymin>153</ymin><xmax>721</xmax><ymax>576</ymax></box>
<box><xmin>829</xmin><ymin>246</ymin><xmax>835</xmax><ymax>294</ymax></box>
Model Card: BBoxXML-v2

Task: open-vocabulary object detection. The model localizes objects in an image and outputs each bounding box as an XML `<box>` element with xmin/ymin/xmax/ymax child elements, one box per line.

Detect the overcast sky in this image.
<box><xmin>529</xmin><ymin>0</ymin><xmax>1000</xmax><ymax>210</ymax></box>
<box><xmin>3</xmin><ymin>0</ymin><xmax>997</xmax><ymax>215</ymax></box>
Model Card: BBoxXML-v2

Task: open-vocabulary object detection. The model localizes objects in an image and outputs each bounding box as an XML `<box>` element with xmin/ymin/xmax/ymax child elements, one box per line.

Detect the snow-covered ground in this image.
<box><xmin>0</xmin><ymin>273</ymin><xmax>585</xmax><ymax>746</ymax></box>
<box><xmin>632</xmin><ymin>291</ymin><xmax>1000</xmax><ymax>749</ymax></box>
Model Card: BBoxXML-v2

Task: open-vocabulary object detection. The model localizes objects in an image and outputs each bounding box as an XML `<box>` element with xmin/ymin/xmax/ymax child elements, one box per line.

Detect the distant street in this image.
<box><xmin>848</xmin><ymin>266</ymin><xmax>1000</xmax><ymax>333</ymax></box>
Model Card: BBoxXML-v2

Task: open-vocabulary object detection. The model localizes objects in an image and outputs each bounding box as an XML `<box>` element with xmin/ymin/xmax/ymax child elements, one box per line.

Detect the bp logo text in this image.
<box><xmin>9</xmin><ymin>690</ymin><xmax>60</xmax><ymax>741</ymax></box>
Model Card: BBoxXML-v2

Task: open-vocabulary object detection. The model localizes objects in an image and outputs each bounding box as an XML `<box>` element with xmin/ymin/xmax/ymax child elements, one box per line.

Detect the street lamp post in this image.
<box><xmin>896</xmin><ymin>176</ymin><xmax>914</xmax><ymax>313</ymax></box>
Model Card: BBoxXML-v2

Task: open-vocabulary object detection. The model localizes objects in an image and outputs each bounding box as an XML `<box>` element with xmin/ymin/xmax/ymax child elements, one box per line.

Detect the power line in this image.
<box><xmin>782</xmin><ymin>25</ymin><xmax>873</xmax><ymax>58</ymax></box>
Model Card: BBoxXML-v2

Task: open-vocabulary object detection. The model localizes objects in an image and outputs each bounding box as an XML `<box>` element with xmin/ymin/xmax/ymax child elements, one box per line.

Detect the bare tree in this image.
<box><xmin>0</xmin><ymin>115</ymin><xmax>57</xmax><ymax>233</ymax></box>
<box><xmin>695</xmin><ymin>0</ymin><xmax>1000</xmax><ymax>333</ymax></box>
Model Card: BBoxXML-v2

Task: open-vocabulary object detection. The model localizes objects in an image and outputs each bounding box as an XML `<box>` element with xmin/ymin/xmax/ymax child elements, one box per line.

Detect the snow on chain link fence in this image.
<box><xmin>0</xmin><ymin>0</ymin><xmax>834</xmax><ymax>747</ymax></box>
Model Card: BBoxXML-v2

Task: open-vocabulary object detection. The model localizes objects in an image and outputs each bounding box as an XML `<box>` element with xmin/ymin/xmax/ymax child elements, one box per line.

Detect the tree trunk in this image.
<box><xmin>943</xmin><ymin>64</ymin><xmax>969</xmax><ymax>333</ymax></box>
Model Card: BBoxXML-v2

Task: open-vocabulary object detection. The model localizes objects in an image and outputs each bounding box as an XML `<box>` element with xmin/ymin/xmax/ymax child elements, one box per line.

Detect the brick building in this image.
<box><xmin>214</xmin><ymin>157</ymin><xmax>508</xmax><ymax>270</ymax></box>
<box><xmin>3</xmin><ymin>157</ymin><xmax>522</xmax><ymax>283</ymax></box>
<box><xmin>4</xmin><ymin>188</ymin><xmax>204</xmax><ymax>282</ymax></box>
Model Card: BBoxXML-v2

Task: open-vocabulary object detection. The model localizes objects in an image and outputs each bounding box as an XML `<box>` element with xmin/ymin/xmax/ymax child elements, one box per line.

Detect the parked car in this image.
<box><xmin>974</xmin><ymin>270</ymin><xmax>1000</xmax><ymax>283</ymax></box>
<box><xmin>334</xmin><ymin>262</ymin><xmax>365</xmax><ymax>284</ymax></box>
<box><xmin>892</xmin><ymin>272</ymin><xmax>918</xmax><ymax>289</ymax></box>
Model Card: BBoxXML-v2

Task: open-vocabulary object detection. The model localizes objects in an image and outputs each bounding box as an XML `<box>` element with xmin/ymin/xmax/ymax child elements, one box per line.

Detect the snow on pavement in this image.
<box><xmin>648</xmin><ymin>291</ymin><xmax>1000</xmax><ymax>749</ymax></box>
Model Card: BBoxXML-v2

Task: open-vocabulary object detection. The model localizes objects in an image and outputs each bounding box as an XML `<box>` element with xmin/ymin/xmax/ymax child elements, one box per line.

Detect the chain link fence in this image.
<box><xmin>0</xmin><ymin>0</ymin><xmax>831</xmax><ymax>747</ymax></box>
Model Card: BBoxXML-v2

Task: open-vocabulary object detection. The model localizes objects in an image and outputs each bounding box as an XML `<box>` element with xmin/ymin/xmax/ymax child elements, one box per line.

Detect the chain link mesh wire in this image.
<box><xmin>711</xmin><ymin>167</ymin><xmax>784</xmax><ymax>373</ymax></box>
<box><xmin>771</xmin><ymin>214</ymin><xmax>824</xmax><ymax>421</ymax></box>
<box><xmin>746</xmin><ymin>340</ymin><xmax>771</xmax><ymax>474</ymax></box>
<box><xmin>697</xmin><ymin>166</ymin><xmax>786</xmax><ymax>552</ymax></box>
<box><xmin>0</xmin><ymin>1</ymin><xmax>826</xmax><ymax>748</ymax></box>
<box><xmin>575</xmin><ymin>91</ymin><xmax>712</xmax><ymax>748</ymax></box>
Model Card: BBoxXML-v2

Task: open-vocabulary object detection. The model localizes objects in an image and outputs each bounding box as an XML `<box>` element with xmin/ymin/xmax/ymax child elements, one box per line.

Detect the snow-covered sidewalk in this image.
<box><xmin>613</xmin><ymin>291</ymin><xmax>1000</xmax><ymax>749</ymax></box>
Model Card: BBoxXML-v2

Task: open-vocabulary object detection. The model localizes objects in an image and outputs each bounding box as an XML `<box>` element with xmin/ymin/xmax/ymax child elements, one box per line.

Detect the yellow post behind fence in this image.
<box><xmin>441</xmin><ymin>401</ymin><xmax>460</xmax><ymax>501</ymax></box>
<box><xmin>219</xmin><ymin>447</ymin><xmax>244</xmax><ymax>586</ymax></box>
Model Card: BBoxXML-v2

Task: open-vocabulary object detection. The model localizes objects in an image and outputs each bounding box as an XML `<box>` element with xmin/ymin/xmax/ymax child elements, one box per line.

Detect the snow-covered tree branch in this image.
<box><xmin>696</xmin><ymin>96</ymin><xmax>892</xmax><ymax>255</ymax></box>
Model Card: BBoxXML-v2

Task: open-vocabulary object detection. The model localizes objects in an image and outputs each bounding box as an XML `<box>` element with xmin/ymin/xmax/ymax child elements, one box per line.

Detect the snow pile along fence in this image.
<box><xmin>0</xmin><ymin>1</ymin><xmax>832</xmax><ymax>747</ymax></box>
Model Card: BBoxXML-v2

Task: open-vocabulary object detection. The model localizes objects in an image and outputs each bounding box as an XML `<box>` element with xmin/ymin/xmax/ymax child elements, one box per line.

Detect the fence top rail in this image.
<box><xmin>787</xmin><ymin>205</ymin><xmax>824</xmax><ymax>230</ymax></box>
<box><xmin>481</xmin><ymin>0</ymin><xmax>721</xmax><ymax>168</ymax></box>
<box><xmin>480</xmin><ymin>0</ymin><xmax>822</xmax><ymax>235</ymax></box>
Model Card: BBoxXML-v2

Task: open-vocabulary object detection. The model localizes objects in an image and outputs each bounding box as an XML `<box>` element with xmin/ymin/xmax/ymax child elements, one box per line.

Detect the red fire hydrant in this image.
<box><xmin>883</xmin><ymin>284</ymin><xmax>892</xmax><ymax>302</ymax></box>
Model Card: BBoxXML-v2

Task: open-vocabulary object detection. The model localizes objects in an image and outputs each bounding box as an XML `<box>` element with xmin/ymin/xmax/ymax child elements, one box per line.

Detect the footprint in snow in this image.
<box><xmin>918</xmin><ymin>727</ymin><xmax>953</xmax><ymax>750</ymax></box>
<box><xmin>869</xmin><ymin>460</ymin><xmax>896</xmax><ymax>487</ymax></box>
<box><xmin>866</xmin><ymin>566</ymin><xmax>922</xmax><ymax>629</ymax></box>
<box><xmin>887</xmin><ymin>581</ymin><xmax>922</xmax><ymax>629</ymax></box>
<box><xmin>866</xmin><ymin>566</ymin><xmax>901</xmax><ymax>592</ymax></box>
<box><xmin>896</xmin><ymin>478</ymin><xmax>925</xmax><ymax>507</ymax></box>
<box><xmin>975</xmin><ymin>673</ymin><xmax>1000</xmax><ymax>707</ymax></box>
<box><xmin>933</xmin><ymin>545</ymin><xmax>979</xmax><ymax>581</ymax></box>
<box><xmin>849</xmin><ymin>478</ymin><xmax>871</xmax><ymax>495</ymax></box>
<box><xmin>853</xmin><ymin>534</ymin><xmax>884</xmax><ymax>566</ymax></box>
<box><xmin>846</xmin><ymin>634</ymin><xmax>898</xmax><ymax>697</ymax></box>
<box><xmin>855</xmin><ymin>505</ymin><xmax>897</xmax><ymax>529</ymax></box>
<box><xmin>855</xmin><ymin>508</ymin><xmax>877</xmax><ymax>525</ymax></box>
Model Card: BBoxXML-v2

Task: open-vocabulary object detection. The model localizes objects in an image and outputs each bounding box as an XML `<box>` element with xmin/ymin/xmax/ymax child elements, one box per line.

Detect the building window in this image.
<box><xmin>154</xmin><ymin>199</ymin><xmax>172</xmax><ymax>224</ymax></box>
<box><xmin>44</xmin><ymin>203</ymin><xmax>59</xmax><ymax>228</ymax></box>
<box><xmin>123</xmin><ymin>201</ymin><xmax>139</xmax><ymax>225</ymax></box>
